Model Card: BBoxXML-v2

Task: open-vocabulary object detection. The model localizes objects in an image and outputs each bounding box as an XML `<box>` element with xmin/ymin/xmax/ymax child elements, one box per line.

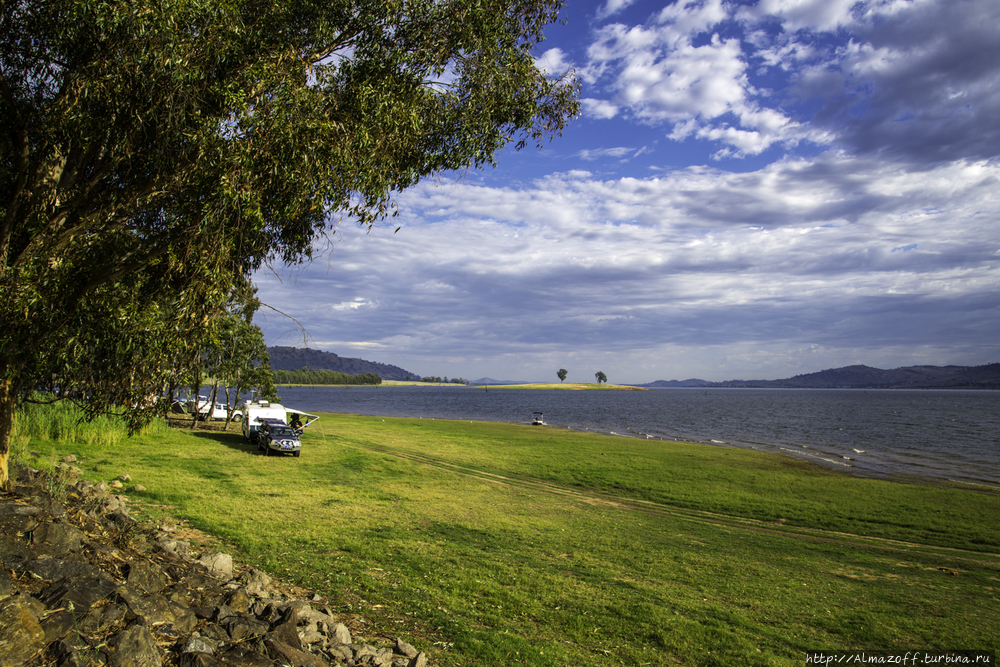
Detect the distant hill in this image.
<box><xmin>639</xmin><ymin>363</ymin><xmax>1000</xmax><ymax>389</ymax></box>
<box><xmin>641</xmin><ymin>378</ymin><xmax>714</xmax><ymax>388</ymax></box>
<box><xmin>470</xmin><ymin>377</ymin><xmax>533</xmax><ymax>386</ymax></box>
<box><xmin>267</xmin><ymin>347</ymin><xmax>422</xmax><ymax>382</ymax></box>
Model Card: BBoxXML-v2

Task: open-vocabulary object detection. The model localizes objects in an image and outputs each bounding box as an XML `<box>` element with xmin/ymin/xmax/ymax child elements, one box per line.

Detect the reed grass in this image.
<box><xmin>11</xmin><ymin>398</ymin><xmax>170</xmax><ymax>460</ymax></box>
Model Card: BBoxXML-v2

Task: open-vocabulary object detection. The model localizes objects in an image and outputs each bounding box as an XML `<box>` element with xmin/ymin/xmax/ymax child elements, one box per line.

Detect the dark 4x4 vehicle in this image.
<box><xmin>257</xmin><ymin>421</ymin><xmax>302</xmax><ymax>457</ymax></box>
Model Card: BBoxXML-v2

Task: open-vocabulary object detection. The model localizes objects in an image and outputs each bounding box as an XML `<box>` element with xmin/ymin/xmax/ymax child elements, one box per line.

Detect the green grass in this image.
<box><xmin>14</xmin><ymin>406</ymin><xmax>1000</xmax><ymax>666</ymax></box>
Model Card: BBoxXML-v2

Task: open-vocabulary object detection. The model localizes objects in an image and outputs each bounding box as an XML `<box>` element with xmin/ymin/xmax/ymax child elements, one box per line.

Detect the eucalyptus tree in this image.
<box><xmin>557</xmin><ymin>368</ymin><xmax>568</xmax><ymax>382</ymax></box>
<box><xmin>595</xmin><ymin>371</ymin><xmax>607</xmax><ymax>385</ymax></box>
<box><xmin>0</xmin><ymin>0</ymin><xmax>579</xmax><ymax>485</ymax></box>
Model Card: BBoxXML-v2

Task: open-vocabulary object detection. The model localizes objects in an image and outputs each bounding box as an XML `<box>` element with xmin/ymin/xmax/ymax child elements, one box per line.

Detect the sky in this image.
<box><xmin>254</xmin><ymin>0</ymin><xmax>1000</xmax><ymax>384</ymax></box>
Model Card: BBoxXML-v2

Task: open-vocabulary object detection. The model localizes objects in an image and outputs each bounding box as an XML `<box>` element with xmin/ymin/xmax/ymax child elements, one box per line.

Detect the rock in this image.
<box><xmin>111</xmin><ymin>624</ymin><xmax>162</xmax><ymax>667</ymax></box>
<box><xmin>265</xmin><ymin>636</ymin><xmax>330</xmax><ymax>667</ymax></box>
<box><xmin>330</xmin><ymin>622</ymin><xmax>352</xmax><ymax>645</ymax></box>
<box><xmin>0</xmin><ymin>464</ymin><xmax>440</xmax><ymax>667</ymax></box>
<box><xmin>120</xmin><ymin>474</ymin><xmax>132</xmax><ymax>483</ymax></box>
<box><xmin>183</xmin><ymin>635</ymin><xmax>218</xmax><ymax>655</ymax></box>
<box><xmin>111</xmin><ymin>480</ymin><xmax>125</xmax><ymax>489</ymax></box>
<box><xmin>395</xmin><ymin>639</ymin><xmax>419</xmax><ymax>658</ymax></box>
<box><xmin>157</xmin><ymin>538</ymin><xmax>191</xmax><ymax>558</ymax></box>
<box><xmin>226</xmin><ymin>586</ymin><xmax>252</xmax><ymax>613</ymax></box>
<box><xmin>32</xmin><ymin>520</ymin><xmax>86</xmax><ymax>556</ymax></box>
<box><xmin>198</xmin><ymin>552</ymin><xmax>234</xmax><ymax>581</ymax></box>
<box><xmin>241</xmin><ymin>568</ymin><xmax>273</xmax><ymax>598</ymax></box>
<box><xmin>62</xmin><ymin>455</ymin><xmax>77</xmax><ymax>463</ymax></box>
<box><xmin>0</xmin><ymin>595</ymin><xmax>47</xmax><ymax>667</ymax></box>
<box><xmin>135</xmin><ymin>484</ymin><xmax>147</xmax><ymax>492</ymax></box>
<box><xmin>128</xmin><ymin>560</ymin><xmax>169</xmax><ymax>595</ymax></box>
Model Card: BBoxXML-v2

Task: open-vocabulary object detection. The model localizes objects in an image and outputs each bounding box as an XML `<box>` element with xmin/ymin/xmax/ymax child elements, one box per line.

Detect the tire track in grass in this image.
<box><xmin>366</xmin><ymin>445</ymin><xmax>1000</xmax><ymax>568</ymax></box>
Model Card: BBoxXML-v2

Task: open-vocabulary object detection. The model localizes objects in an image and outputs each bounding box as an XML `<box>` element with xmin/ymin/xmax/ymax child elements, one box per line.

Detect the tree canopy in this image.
<box><xmin>0</xmin><ymin>0</ymin><xmax>578</xmax><ymax>485</ymax></box>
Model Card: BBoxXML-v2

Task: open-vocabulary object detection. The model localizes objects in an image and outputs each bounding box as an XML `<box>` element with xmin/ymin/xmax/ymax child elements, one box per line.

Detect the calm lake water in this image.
<box><xmin>273</xmin><ymin>386</ymin><xmax>1000</xmax><ymax>489</ymax></box>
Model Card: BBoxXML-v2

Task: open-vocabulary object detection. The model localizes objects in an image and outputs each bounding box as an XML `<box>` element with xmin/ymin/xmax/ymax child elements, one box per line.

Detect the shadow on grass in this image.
<box><xmin>190</xmin><ymin>429</ymin><xmax>259</xmax><ymax>454</ymax></box>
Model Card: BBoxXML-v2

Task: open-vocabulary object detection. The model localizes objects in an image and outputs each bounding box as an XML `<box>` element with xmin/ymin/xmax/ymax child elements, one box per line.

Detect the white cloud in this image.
<box><xmin>256</xmin><ymin>154</ymin><xmax>1000</xmax><ymax>381</ymax></box>
<box><xmin>534</xmin><ymin>47</ymin><xmax>571</xmax><ymax>76</ymax></box>
<box><xmin>581</xmin><ymin>98</ymin><xmax>620</xmax><ymax>119</ymax></box>
<box><xmin>747</xmin><ymin>0</ymin><xmax>859</xmax><ymax>32</ymax></box>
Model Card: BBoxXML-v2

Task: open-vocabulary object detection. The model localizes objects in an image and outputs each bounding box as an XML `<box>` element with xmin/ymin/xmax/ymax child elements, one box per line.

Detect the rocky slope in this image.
<box><xmin>0</xmin><ymin>462</ymin><xmax>432</xmax><ymax>667</ymax></box>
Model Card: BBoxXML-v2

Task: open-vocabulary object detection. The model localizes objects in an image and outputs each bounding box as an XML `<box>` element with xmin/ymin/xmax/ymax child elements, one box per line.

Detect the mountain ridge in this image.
<box><xmin>267</xmin><ymin>346</ymin><xmax>422</xmax><ymax>382</ymax></box>
<box><xmin>637</xmin><ymin>363</ymin><xmax>1000</xmax><ymax>389</ymax></box>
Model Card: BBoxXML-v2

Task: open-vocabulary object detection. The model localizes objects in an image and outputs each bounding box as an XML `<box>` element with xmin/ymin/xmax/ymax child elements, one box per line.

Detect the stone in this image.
<box><xmin>118</xmin><ymin>587</ymin><xmax>176</xmax><ymax>627</ymax></box>
<box><xmin>215</xmin><ymin>644</ymin><xmax>274</xmax><ymax>667</ymax></box>
<box><xmin>40</xmin><ymin>608</ymin><xmax>76</xmax><ymax>644</ymax></box>
<box><xmin>179</xmin><ymin>653</ymin><xmax>218</xmax><ymax>667</ymax></box>
<box><xmin>226</xmin><ymin>587</ymin><xmax>251</xmax><ymax>613</ymax></box>
<box><xmin>110</xmin><ymin>624</ymin><xmax>162</xmax><ymax>667</ymax></box>
<box><xmin>134</xmin><ymin>484</ymin><xmax>147</xmax><ymax>492</ymax></box>
<box><xmin>241</xmin><ymin>568</ymin><xmax>272</xmax><ymax>598</ymax></box>
<box><xmin>225</xmin><ymin>615</ymin><xmax>269</xmax><ymax>641</ymax></box>
<box><xmin>39</xmin><ymin>573</ymin><xmax>117</xmax><ymax>613</ymax></box>
<box><xmin>169</xmin><ymin>601</ymin><xmax>200</xmax><ymax>633</ymax></box>
<box><xmin>271</xmin><ymin>617</ymin><xmax>302</xmax><ymax>649</ymax></box>
<box><xmin>120</xmin><ymin>474</ymin><xmax>132</xmax><ymax>483</ymax></box>
<box><xmin>0</xmin><ymin>465</ymin><xmax>441</xmax><ymax>667</ymax></box>
<box><xmin>128</xmin><ymin>560</ymin><xmax>168</xmax><ymax>595</ymax></box>
<box><xmin>62</xmin><ymin>455</ymin><xmax>77</xmax><ymax>463</ymax></box>
<box><xmin>198</xmin><ymin>552</ymin><xmax>234</xmax><ymax>581</ymax></box>
<box><xmin>264</xmin><ymin>636</ymin><xmax>330</xmax><ymax>667</ymax></box>
<box><xmin>0</xmin><ymin>595</ymin><xmax>47</xmax><ymax>667</ymax></box>
<box><xmin>183</xmin><ymin>636</ymin><xmax>218</xmax><ymax>655</ymax></box>
<box><xmin>111</xmin><ymin>480</ymin><xmax>125</xmax><ymax>490</ymax></box>
<box><xmin>0</xmin><ymin>502</ymin><xmax>41</xmax><ymax>534</ymax></box>
<box><xmin>31</xmin><ymin>520</ymin><xmax>86</xmax><ymax>556</ymax></box>
<box><xmin>395</xmin><ymin>639</ymin><xmax>418</xmax><ymax>659</ymax></box>
<box><xmin>330</xmin><ymin>622</ymin><xmax>352</xmax><ymax>645</ymax></box>
<box><xmin>157</xmin><ymin>538</ymin><xmax>190</xmax><ymax>558</ymax></box>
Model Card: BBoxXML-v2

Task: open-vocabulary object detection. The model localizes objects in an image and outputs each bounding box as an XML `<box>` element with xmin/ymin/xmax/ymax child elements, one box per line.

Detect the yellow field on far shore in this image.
<box><xmin>381</xmin><ymin>380</ymin><xmax>647</xmax><ymax>390</ymax></box>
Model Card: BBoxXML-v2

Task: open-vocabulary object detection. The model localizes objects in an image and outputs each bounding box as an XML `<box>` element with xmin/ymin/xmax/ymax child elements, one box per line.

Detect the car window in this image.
<box><xmin>272</xmin><ymin>427</ymin><xmax>296</xmax><ymax>437</ymax></box>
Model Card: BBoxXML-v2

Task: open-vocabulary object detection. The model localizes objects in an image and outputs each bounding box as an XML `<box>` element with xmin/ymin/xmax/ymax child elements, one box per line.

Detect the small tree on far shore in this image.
<box><xmin>595</xmin><ymin>371</ymin><xmax>607</xmax><ymax>384</ymax></box>
<box><xmin>557</xmin><ymin>369</ymin><xmax>568</xmax><ymax>382</ymax></box>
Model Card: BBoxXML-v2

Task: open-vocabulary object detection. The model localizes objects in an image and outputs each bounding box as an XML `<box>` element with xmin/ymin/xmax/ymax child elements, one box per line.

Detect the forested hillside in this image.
<box><xmin>267</xmin><ymin>347</ymin><xmax>421</xmax><ymax>381</ymax></box>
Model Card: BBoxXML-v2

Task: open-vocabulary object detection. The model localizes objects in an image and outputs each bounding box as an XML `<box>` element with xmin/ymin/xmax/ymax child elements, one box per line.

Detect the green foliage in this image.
<box><xmin>557</xmin><ymin>368</ymin><xmax>567</xmax><ymax>382</ymax></box>
<box><xmin>595</xmin><ymin>371</ymin><xmax>607</xmax><ymax>384</ymax></box>
<box><xmin>273</xmin><ymin>368</ymin><xmax>381</xmax><ymax>385</ymax></box>
<box><xmin>0</xmin><ymin>0</ymin><xmax>579</xmax><ymax>482</ymax></box>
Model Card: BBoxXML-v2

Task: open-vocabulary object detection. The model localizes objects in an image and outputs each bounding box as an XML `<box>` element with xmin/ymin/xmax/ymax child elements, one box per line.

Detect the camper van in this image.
<box><xmin>241</xmin><ymin>400</ymin><xmax>290</xmax><ymax>444</ymax></box>
<box><xmin>242</xmin><ymin>400</ymin><xmax>319</xmax><ymax>454</ymax></box>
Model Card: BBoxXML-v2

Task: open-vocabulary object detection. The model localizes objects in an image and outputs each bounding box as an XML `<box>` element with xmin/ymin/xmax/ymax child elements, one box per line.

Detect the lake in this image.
<box><xmin>270</xmin><ymin>385</ymin><xmax>1000</xmax><ymax>489</ymax></box>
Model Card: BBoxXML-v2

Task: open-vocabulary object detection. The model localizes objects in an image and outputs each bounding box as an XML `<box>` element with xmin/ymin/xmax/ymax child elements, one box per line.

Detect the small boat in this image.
<box><xmin>531</xmin><ymin>411</ymin><xmax>546</xmax><ymax>425</ymax></box>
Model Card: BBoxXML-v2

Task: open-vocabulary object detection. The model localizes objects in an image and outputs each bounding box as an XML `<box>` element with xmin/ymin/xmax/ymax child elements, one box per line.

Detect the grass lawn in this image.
<box><xmin>16</xmin><ymin>410</ymin><xmax>1000</xmax><ymax>666</ymax></box>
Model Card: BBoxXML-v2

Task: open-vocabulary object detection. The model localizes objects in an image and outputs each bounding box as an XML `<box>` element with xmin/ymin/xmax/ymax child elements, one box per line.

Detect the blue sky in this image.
<box><xmin>255</xmin><ymin>0</ymin><xmax>1000</xmax><ymax>383</ymax></box>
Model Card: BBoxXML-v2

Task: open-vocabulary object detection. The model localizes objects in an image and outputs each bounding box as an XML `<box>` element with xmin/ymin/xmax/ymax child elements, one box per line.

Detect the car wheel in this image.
<box><xmin>232</xmin><ymin>414</ymin><xmax>242</xmax><ymax>422</ymax></box>
<box><xmin>293</xmin><ymin>451</ymin><xmax>300</xmax><ymax>458</ymax></box>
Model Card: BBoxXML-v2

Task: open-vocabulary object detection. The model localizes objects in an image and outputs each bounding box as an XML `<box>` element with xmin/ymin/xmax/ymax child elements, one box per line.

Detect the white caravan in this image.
<box><xmin>241</xmin><ymin>400</ymin><xmax>319</xmax><ymax>444</ymax></box>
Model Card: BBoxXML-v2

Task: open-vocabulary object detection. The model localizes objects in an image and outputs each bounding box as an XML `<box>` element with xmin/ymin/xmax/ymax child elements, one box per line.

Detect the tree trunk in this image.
<box><xmin>208</xmin><ymin>379</ymin><xmax>220</xmax><ymax>425</ymax></box>
<box><xmin>0</xmin><ymin>377</ymin><xmax>22</xmax><ymax>489</ymax></box>
<box><xmin>189</xmin><ymin>367</ymin><xmax>202</xmax><ymax>430</ymax></box>
<box><xmin>223</xmin><ymin>384</ymin><xmax>233</xmax><ymax>430</ymax></box>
